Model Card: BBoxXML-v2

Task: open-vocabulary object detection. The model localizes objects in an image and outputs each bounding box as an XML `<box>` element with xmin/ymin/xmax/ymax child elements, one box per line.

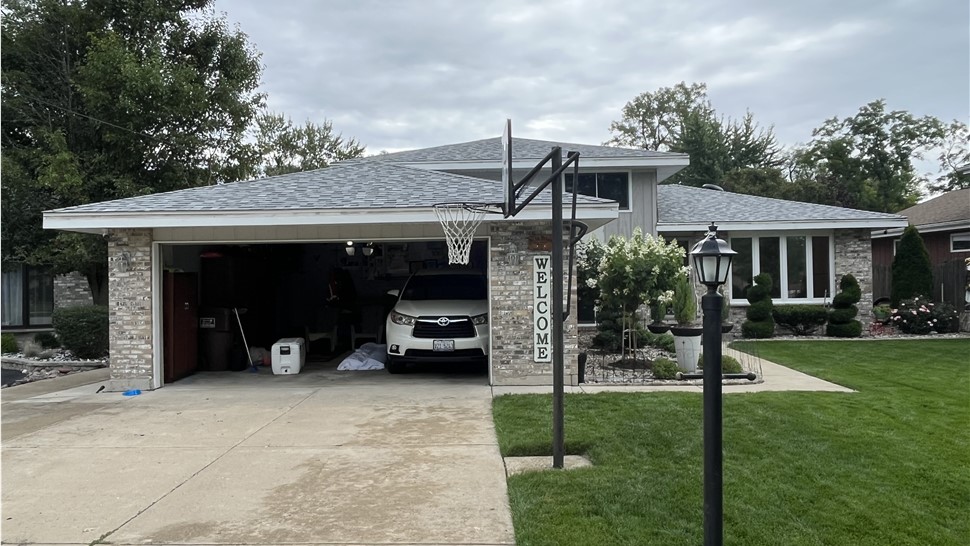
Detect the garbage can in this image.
<box><xmin>199</xmin><ymin>307</ymin><xmax>233</xmax><ymax>371</ymax></box>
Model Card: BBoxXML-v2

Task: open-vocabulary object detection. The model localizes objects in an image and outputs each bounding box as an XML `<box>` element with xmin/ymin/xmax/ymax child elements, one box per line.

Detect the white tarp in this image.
<box><xmin>337</xmin><ymin>343</ymin><xmax>387</xmax><ymax>371</ymax></box>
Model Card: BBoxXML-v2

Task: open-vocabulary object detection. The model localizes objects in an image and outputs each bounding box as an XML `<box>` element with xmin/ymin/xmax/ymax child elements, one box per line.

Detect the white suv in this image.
<box><xmin>384</xmin><ymin>269</ymin><xmax>489</xmax><ymax>373</ymax></box>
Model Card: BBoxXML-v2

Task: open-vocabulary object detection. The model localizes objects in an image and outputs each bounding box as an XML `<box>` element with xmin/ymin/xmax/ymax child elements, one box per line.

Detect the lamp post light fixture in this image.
<box><xmin>689</xmin><ymin>222</ymin><xmax>736</xmax><ymax>546</ymax></box>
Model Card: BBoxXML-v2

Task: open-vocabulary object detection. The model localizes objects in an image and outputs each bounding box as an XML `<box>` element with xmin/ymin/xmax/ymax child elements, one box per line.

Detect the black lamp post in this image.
<box><xmin>689</xmin><ymin>222</ymin><xmax>736</xmax><ymax>546</ymax></box>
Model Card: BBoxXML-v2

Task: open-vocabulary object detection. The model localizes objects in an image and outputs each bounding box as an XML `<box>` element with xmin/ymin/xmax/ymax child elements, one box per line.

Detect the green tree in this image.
<box><xmin>789</xmin><ymin>100</ymin><xmax>945</xmax><ymax>212</ymax></box>
<box><xmin>607</xmin><ymin>82</ymin><xmax>781</xmax><ymax>188</ymax></box>
<box><xmin>928</xmin><ymin>120</ymin><xmax>970</xmax><ymax>194</ymax></box>
<box><xmin>255</xmin><ymin>112</ymin><xmax>365</xmax><ymax>177</ymax></box>
<box><xmin>1</xmin><ymin>0</ymin><xmax>265</xmax><ymax>303</ymax></box>
<box><xmin>606</xmin><ymin>82</ymin><xmax>711</xmax><ymax>152</ymax></box>
<box><xmin>891</xmin><ymin>225</ymin><xmax>933</xmax><ymax>307</ymax></box>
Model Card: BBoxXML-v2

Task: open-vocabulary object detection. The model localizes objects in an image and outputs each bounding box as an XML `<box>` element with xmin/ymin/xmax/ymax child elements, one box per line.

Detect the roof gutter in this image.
<box><xmin>44</xmin><ymin>203</ymin><xmax>619</xmax><ymax>234</ymax></box>
<box><xmin>871</xmin><ymin>219</ymin><xmax>970</xmax><ymax>239</ymax></box>
<box><xmin>659</xmin><ymin>217</ymin><xmax>909</xmax><ymax>232</ymax></box>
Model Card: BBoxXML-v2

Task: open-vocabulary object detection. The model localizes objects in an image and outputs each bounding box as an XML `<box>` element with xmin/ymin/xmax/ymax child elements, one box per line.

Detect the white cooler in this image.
<box><xmin>272</xmin><ymin>337</ymin><xmax>306</xmax><ymax>375</ymax></box>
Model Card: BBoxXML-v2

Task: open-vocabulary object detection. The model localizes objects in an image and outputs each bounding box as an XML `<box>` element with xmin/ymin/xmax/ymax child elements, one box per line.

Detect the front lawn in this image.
<box><xmin>492</xmin><ymin>339</ymin><xmax>969</xmax><ymax>545</ymax></box>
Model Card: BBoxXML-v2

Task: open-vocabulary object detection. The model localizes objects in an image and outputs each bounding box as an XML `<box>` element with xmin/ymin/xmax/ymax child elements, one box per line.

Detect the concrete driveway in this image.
<box><xmin>2</xmin><ymin>363</ymin><xmax>515</xmax><ymax>545</ymax></box>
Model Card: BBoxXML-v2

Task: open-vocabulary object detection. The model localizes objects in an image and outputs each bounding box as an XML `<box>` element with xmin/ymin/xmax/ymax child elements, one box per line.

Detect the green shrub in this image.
<box><xmin>697</xmin><ymin>354</ymin><xmax>744</xmax><ymax>373</ymax></box>
<box><xmin>52</xmin><ymin>305</ymin><xmax>109</xmax><ymax>359</ymax></box>
<box><xmin>772</xmin><ymin>305</ymin><xmax>828</xmax><ymax>335</ymax></box>
<box><xmin>742</xmin><ymin>273</ymin><xmax>774</xmax><ymax>338</ymax></box>
<box><xmin>742</xmin><ymin>321</ymin><xmax>775</xmax><ymax>339</ymax></box>
<box><xmin>33</xmin><ymin>331</ymin><xmax>60</xmax><ymax>349</ymax></box>
<box><xmin>826</xmin><ymin>274</ymin><xmax>862</xmax><ymax>338</ymax></box>
<box><xmin>1</xmin><ymin>333</ymin><xmax>18</xmax><ymax>354</ymax></box>
<box><xmin>671</xmin><ymin>273</ymin><xmax>697</xmax><ymax>326</ymax></box>
<box><xmin>828</xmin><ymin>305</ymin><xmax>859</xmax><ymax>324</ymax></box>
<box><xmin>651</xmin><ymin>357</ymin><xmax>679</xmax><ymax>379</ymax></box>
<box><xmin>891</xmin><ymin>225</ymin><xmax>933</xmax><ymax>307</ymax></box>
<box><xmin>826</xmin><ymin>321</ymin><xmax>863</xmax><ymax>338</ymax></box>
<box><xmin>645</xmin><ymin>332</ymin><xmax>676</xmax><ymax>352</ymax></box>
<box><xmin>891</xmin><ymin>296</ymin><xmax>959</xmax><ymax>335</ymax></box>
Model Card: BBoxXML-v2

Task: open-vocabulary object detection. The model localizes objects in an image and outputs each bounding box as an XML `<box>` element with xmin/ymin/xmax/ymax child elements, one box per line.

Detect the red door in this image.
<box><xmin>164</xmin><ymin>272</ymin><xmax>199</xmax><ymax>383</ymax></box>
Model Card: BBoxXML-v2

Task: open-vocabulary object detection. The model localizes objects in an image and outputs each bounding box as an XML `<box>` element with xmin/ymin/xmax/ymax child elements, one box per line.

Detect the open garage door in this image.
<box><xmin>158</xmin><ymin>239</ymin><xmax>488</xmax><ymax>383</ymax></box>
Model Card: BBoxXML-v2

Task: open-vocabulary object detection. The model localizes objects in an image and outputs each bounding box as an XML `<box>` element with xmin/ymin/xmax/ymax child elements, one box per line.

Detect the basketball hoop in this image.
<box><xmin>433</xmin><ymin>203</ymin><xmax>499</xmax><ymax>265</ymax></box>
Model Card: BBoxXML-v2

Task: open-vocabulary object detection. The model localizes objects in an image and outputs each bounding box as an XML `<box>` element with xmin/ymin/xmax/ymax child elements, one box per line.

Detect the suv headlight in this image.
<box><xmin>471</xmin><ymin>312</ymin><xmax>488</xmax><ymax>325</ymax></box>
<box><xmin>390</xmin><ymin>311</ymin><xmax>415</xmax><ymax>326</ymax></box>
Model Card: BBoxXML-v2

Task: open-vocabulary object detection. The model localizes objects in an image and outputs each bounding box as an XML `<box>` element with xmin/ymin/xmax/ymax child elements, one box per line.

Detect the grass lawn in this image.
<box><xmin>492</xmin><ymin>339</ymin><xmax>969</xmax><ymax>545</ymax></box>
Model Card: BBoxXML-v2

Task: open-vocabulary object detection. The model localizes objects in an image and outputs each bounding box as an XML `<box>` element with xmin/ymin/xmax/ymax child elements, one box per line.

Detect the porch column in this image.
<box><xmin>106</xmin><ymin>229</ymin><xmax>155</xmax><ymax>391</ymax></box>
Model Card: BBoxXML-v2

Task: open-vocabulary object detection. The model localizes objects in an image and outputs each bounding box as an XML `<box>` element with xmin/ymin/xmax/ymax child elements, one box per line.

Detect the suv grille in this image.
<box><xmin>413</xmin><ymin>316</ymin><xmax>476</xmax><ymax>338</ymax></box>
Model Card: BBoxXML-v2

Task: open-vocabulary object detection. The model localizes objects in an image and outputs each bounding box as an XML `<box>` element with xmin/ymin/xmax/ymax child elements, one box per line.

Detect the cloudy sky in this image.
<box><xmin>214</xmin><ymin>0</ymin><xmax>968</xmax><ymax>163</ymax></box>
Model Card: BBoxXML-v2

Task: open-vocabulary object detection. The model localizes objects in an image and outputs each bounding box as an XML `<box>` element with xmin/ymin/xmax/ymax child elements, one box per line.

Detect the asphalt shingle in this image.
<box><xmin>354</xmin><ymin>136</ymin><xmax>685</xmax><ymax>163</ymax></box>
<box><xmin>657</xmin><ymin>184</ymin><xmax>905</xmax><ymax>224</ymax></box>
<box><xmin>49</xmin><ymin>162</ymin><xmax>607</xmax><ymax>214</ymax></box>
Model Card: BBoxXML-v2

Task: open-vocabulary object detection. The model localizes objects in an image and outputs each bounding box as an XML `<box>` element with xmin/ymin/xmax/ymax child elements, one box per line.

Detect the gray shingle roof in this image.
<box><xmin>896</xmin><ymin>188</ymin><xmax>970</xmax><ymax>226</ymax></box>
<box><xmin>48</xmin><ymin>162</ymin><xmax>606</xmax><ymax>214</ymax></box>
<box><xmin>657</xmin><ymin>184</ymin><xmax>906</xmax><ymax>226</ymax></box>
<box><xmin>354</xmin><ymin>136</ymin><xmax>685</xmax><ymax>163</ymax></box>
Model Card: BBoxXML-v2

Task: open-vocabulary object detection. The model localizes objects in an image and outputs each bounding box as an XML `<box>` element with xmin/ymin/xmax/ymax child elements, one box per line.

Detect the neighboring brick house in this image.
<box><xmin>1</xmin><ymin>268</ymin><xmax>92</xmax><ymax>334</ymax></box>
<box><xmin>42</xmin><ymin>135</ymin><xmax>907</xmax><ymax>391</ymax></box>
<box><xmin>871</xmin><ymin>187</ymin><xmax>970</xmax><ymax>310</ymax></box>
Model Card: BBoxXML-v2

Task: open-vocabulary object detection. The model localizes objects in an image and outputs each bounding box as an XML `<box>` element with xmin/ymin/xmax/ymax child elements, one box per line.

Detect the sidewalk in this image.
<box><xmin>491</xmin><ymin>345</ymin><xmax>854</xmax><ymax>396</ymax></box>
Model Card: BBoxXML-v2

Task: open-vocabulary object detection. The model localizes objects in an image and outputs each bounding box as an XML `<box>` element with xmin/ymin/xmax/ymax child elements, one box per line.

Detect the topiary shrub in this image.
<box><xmin>742</xmin><ymin>273</ymin><xmax>774</xmax><ymax>338</ymax></box>
<box><xmin>772</xmin><ymin>305</ymin><xmax>828</xmax><ymax>335</ymax></box>
<box><xmin>651</xmin><ymin>357</ymin><xmax>679</xmax><ymax>379</ymax></box>
<box><xmin>697</xmin><ymin>354</ymin><xmax>744</xmax><ymax>373</ymax></box>
<box><xmin>826</xmin><ymin>274</ymin><xmax>862</xmax><ymax>338</ymax></box>
<box><xmin>1</xmin><ymin>333</ymin><xmax>18</xmax><ymax>354</ymax></box>
<box><xmin>891</xmin><ymin>225</ymin><xmax>933</xmax><ymax>308</ymax></box>
<box><xmin>33</xmin><ymin>331</ymin><xmax>60</xmax><ymax>349</ymax></box>
<box><xmin>52</xmin><ymin>305</ymin><xmax>109</xmax><ymax>359</ymax></box>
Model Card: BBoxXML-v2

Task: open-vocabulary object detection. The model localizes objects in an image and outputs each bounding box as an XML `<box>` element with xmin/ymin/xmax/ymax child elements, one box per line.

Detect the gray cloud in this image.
<box><xmin>216</xmin><ymin>0</ymin><xmax>969</xmax><ymax>158</ymax></box>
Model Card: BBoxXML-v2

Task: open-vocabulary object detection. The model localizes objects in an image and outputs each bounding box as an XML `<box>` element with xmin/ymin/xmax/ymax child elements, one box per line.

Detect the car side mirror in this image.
<box><xmin>386</xmin><ymin>289</ymin><xmax>399</xmax><ymax>297</ymax></box>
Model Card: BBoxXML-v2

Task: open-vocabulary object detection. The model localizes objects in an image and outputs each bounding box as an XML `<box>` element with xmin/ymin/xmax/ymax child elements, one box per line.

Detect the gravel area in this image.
<box><xmin>1</xmin><ymin>349</ymin><xmax>108</xmax><ymax>388</ymax></box>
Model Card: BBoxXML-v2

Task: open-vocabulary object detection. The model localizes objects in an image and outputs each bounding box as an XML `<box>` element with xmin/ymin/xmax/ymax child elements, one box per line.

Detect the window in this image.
<box><xmin>952</xmin><ymin>233</ymin><xmax>970</xmax><ymax>252</ymax></box>
<box><xmin>1</xmin><ymin>264</ymin><xmax>54</xmax><ymax>328</ymax></box>
<box><xmin>565</xmin><ymin>172</ymin><xmax>630</xmax><ymax>210</ymax></box>
<box><xmin>729</xmin><ymin>234</ymin><xmax>833</xmax><ymax>303</ymax></box>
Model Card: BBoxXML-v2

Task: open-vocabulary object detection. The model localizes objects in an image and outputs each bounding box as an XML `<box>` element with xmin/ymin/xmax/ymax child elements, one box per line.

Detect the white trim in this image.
<box><xmin>45</xmin><ymin>204</ymin><xmax>619</xmax><ymax>233</ymax></box>
<box><xmin>397</xmin><ymin>156</ymin><xmax>689</xmax><ymax>171</ymax></box>
<box><xmin>951</xmin><ymin>232</ymin><xmax>970</xmax><ymax>252</ymax></box>
<box><xmin>661</xmin><ymin>218</ymin><xmax>907</xmax><ymax>232</ymax></box>
<box><xmin>151</xmin><ymin>242</ymin><xmax>162</xmax><ymax>389</ymax></box>
<box><xmin>872</xmin><ymin>220</ymin><xmax>970</xmax><ymax>239</ymax></box>
<box><xmin>728</xmin><ymin>231</ymin><xmax>835</xmax><ymax>306</ymax></box>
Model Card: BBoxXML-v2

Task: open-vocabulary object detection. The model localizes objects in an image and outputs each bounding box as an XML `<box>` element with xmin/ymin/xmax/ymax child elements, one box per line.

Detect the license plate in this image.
<box><xmin>433</xmin><ymin>340</ymin><xmax>455</xmax><ymax>352</ymax></box>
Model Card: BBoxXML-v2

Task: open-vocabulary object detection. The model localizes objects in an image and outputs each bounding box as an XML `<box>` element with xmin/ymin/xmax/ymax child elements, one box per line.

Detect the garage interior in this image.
<box><xmin>159</xmin><ymin>239</ymin><xmax>489</xmax><ymax>383</ymax></box>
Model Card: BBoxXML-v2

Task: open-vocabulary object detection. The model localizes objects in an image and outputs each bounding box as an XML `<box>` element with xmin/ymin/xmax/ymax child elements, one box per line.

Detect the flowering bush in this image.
<box><xmin>596</xmin><ymin>227</ymin><xmax>686</xmax><ymax>316</ymax></box>
<box><xmin>891</xmin><ymin>296</ymin><xmax>960</xmax><ymax>334</ymax></box>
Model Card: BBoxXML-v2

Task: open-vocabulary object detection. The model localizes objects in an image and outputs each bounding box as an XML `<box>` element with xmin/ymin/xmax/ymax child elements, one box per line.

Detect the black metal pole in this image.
<box><xmin>702</xmin><ymin>287</ymin><xmax>723</xmax><ymax>546</ymax></box>
<box><xmin>551</xmin><ymin>149</ymin><xmax>565</xmax><ymax>469</ymax></box>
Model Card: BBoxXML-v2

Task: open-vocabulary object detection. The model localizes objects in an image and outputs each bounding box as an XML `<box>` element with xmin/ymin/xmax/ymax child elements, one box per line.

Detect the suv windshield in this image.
<box><xmin>401</xmin><ymin>274</ymin><xmax>487</xmax><ymax>301</ymax></box>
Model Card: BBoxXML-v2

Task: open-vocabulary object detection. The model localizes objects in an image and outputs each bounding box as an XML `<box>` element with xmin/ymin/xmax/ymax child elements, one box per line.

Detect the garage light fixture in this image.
<box><xmin>345</xmin><ymin>241</ymin><xmax>355</xmax><ymax>256</ymax></box>
<box><xmin>362</xmin><ymin>243</ymin><xmax>375</xmax><ymax>257</ymax></box>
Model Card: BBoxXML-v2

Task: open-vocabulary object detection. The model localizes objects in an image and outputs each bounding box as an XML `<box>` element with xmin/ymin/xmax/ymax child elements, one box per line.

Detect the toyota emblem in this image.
<box><xmin>437</xmin><ymin>317</ymin><xmax>450</xmax><ymax>326</ymax></box>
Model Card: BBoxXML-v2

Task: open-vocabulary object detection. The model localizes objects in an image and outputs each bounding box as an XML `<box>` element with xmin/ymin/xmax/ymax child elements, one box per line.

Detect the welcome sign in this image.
<box><xmin>533</xmin><ymin>255</ymin><xmax>552</xmax><ymax>362</ymax></box>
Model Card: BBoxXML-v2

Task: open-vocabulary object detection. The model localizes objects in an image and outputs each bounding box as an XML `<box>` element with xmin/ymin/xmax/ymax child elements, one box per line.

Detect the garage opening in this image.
<box><xmin>158</xmin><ymin>240</ymin><xmax>489</xmax><ymax>383</ymax></box>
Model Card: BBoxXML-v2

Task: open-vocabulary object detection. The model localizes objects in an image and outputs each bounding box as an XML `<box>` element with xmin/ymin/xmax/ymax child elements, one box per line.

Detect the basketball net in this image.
<box><xmin>433</xmin><ymin>203</ymin><xmax>490</xmax><ymax>265</ymax></box>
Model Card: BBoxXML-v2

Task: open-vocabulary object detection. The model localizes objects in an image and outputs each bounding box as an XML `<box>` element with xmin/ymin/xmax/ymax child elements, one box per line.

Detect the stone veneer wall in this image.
<box><xmin>106</xmin><ymin>229</ymin><xmax>154</xmax><ymax>391</ymax></box>
<box><xmin>489</xmin><ymin>221</ymin><xmax>579</xmax><ymax>386</ymax></box>
<box><xmin>53</xmin><ymin>272</ymin><xmax>93</xmax><ymax>308</ymax></box>
<box><xmin>834</xmin><ymin>228</ymin><xmax>874</xmax><ymax>326</ymax></box>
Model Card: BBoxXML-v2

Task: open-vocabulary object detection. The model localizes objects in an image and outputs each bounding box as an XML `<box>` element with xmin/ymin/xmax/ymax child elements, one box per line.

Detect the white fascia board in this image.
<box><xmin>871</xmin><ymin>219</ymin><xmax>970</xmax><ymax>239</ymax></box>
<box><xmin>44</xmin><ymin>204</ymin><xmax>618</xmax><ymax>233</ymax></box>
<box><xmin>396</xmin><ymin>156</ymin><xmax>690</xmax><ymax>171</ymax></box>
<box><xmin>658</xmin><ymin>218</ymin><xmax>909</xmax><ymax>232</ymax></box>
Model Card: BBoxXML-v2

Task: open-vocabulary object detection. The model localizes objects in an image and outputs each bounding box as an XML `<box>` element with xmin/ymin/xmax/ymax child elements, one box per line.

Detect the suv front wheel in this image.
<box><xmin>385</xmin><ymin>356</ymin><xmax>406</xmax><ymax>374</ymax></box>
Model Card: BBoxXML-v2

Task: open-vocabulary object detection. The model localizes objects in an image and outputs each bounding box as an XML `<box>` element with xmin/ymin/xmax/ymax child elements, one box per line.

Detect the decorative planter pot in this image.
<box><xmin>670</xmin><ymin>326</ymin><xmax>703</xmax><ymax>372</ymax></box>
<box><xmin>646</xmin><ymin>323</ymin><xmax>670</xmax><ymax>334</ymax></box>
<box><xmin>721</xmin><ymin>323</ymin><xmax>735</xmax><ymax>333</ymax></box>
